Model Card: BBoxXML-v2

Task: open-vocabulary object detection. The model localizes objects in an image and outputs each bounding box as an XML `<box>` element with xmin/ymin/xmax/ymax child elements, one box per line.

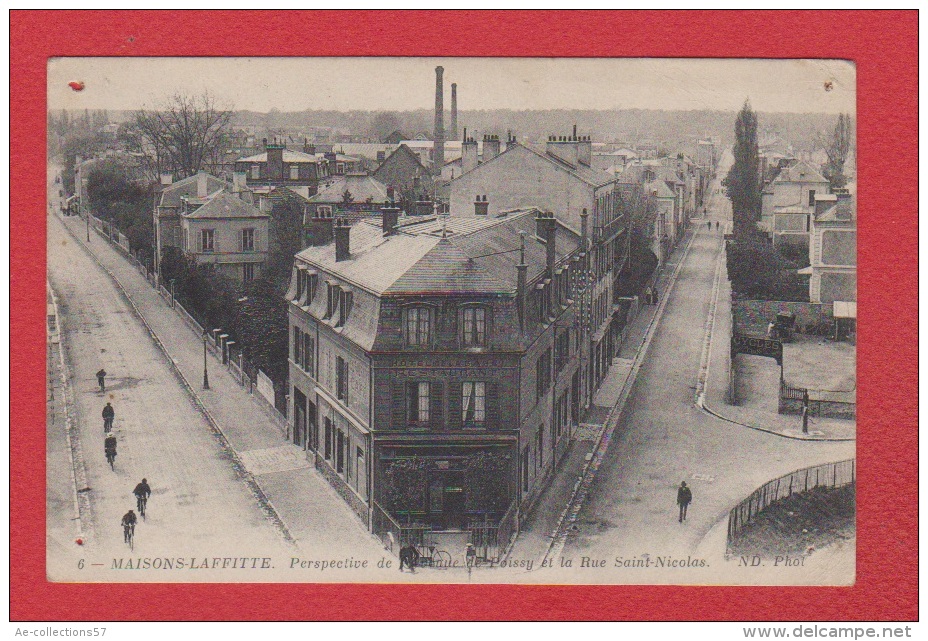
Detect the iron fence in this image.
<box><xmin>727</xmin><ymin>459</ymin><xmax>855</xmax><ymax>547</ymax></box>
<box><xmin>372</xmin><ymin>500</ymin><xmax>433</xmax><ymax>553</ymax></box>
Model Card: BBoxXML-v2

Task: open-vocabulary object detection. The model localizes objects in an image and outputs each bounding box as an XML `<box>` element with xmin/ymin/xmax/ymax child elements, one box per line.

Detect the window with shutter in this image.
<box><xmin>485</xmin><ymin>382</ymin><xmax>499</xmax><ymax>428</ymax></box>
<box><xmin>391</xmin><ymin>381</ymin><xmax>406</xmax><ymax>428</ymax></box>
<box><xmin>447</xmin><ymin>381</ymin><xmax>463</xmax><ymax>428</ymax></box>
<box><xmin>430</xmin><ymin>382</ymin><xmax>443</xmax><ymax>428</ymax></box>
<box><xmin>293</xmin><ymin>326</ymin><xmax>301</xmax><ymax>363</ymax></box>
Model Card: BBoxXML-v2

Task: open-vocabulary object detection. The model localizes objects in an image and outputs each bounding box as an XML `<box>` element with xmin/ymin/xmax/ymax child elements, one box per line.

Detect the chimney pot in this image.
<box><xmin>334</xmin><ymin>219</ymin><xmax>351</xmax><ymax>261</ymax></box>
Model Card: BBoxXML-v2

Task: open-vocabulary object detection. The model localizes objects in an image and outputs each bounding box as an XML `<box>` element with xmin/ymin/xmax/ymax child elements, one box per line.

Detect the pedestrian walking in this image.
<box><xmin>677</xmin><ymin>481</ymin><xmax>692</xmax><ymax>523</ymax></box>
<box><xmin>706</xmin><ymin>220</ymin><xmax>711</xmax><ymax>231</ymax></box>
<box><xmin>102</xmin><ymin>402</ymin><xmax>115</xmax><ymax>432</ymax></box>
<box><xmin>715</xmin><ymin>221</ymin><xmax>720</xmax><ymax>232</ymax></box>
<box><xmin>399</xmin><ymin>543</ymin><xmax>420</xmax><ymax>572</ymax></box>
<box><xmin>652</xmin><ymin>286</ymin><xmax>659</xmax><ymax>303</ymax></box>
<box><xmin>96</xmin><ymin>369</ymin><xmax>107</xmax><ymax>392</ymax></box>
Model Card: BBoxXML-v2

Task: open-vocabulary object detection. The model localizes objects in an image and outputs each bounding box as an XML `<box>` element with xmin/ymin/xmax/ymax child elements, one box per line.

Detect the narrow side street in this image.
<box><xmin>512</xmin><ymin>151</ymin><xmax>854</xmax><ymax>584</ymax></box>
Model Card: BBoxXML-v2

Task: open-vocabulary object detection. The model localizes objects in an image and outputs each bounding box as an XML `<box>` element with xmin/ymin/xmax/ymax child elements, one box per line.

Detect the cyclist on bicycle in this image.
<box><xmin>121</xmin><ymin>509</ymin><xmax>137</xmax><ymax>543</ymax></box>
<box><xmin>104</xmin><ymin>432</ymin><xmax>117</xmax><ymax>468</ymax></box>
<box><xmin>133</xmin><ymin>478</ymin><xmax>151</xmax><ymax>514</ymax></box>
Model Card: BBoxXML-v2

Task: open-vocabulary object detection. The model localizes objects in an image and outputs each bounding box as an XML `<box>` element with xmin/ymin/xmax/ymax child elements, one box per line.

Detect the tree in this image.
<box><xmin>229</xmin><ymin>278</ymin><xmax>289</xmax><ymax>383</ymax></box>
<box><xmin>822</xmin><ymin>113</ymin><xmax>853</xmax><ymax>190</ymax></box>
<box><xmin>369</xmin><ymin>111</ymin><xmax>402</xmax><ymax>141</ymax></box>
<box><xmin>383</xmin><ymin>457</ymin><xmax>429</xmax><ymax>523</ymax></box>
<box><xmin>726</xmin><ymin>239</ymin><xmax>809</xmax><ymax>302</ymax></box>
<box><xmin>616</xmin><ymin>184</ymin><xmax>659</xmax><ymax>296</ymax></box>
<box><xmin>726</xmin><ymin>100</ymin><xmax>762</xmax><ymax>238</ymax></box>
<box><xmin>85</xmin><ymin>158</ymin><xmax>155</xmax><ymax>262</ymax></box>
<box><xmin>133</xmin><ymin>92</ymin><xmax>233</xmax><ymax>180</ymax></box>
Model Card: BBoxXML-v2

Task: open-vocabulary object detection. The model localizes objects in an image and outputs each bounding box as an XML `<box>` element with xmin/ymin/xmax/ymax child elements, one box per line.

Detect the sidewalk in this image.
<box><xmin>56</xmin><ymin>212</ymin><xmax>385</xmax><ymax>560</ymax></box>
<box><xmin>700</xmin><ymin>246</ymin><xmax>856</xmax><ymax>443</ymax></box>
<box><xmin>507</xmin><ymin>223</ymin><xmax>698</xmax><ymax>563</ymax></box>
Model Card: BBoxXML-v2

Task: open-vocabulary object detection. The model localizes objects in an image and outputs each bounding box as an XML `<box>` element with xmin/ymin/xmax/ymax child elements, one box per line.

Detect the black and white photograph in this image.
<box><xmin>46</xmin><ymin>56</ymin><xmax>857</xmax><ymax>585</ymax></box>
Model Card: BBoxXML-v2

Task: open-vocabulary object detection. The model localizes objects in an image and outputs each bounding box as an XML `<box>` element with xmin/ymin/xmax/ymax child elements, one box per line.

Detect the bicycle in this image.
<box><xmin>137</xmin><ymin>494</ymin><xmax>147</xmax><ymax>520</ymax></box>
<box><xmin>105</xmin><ymin>449</ymin><xmax>116</xmax><ymax>471</ymax></box>
<box><xmin>123</xmin><ymin>522</ymin><xmax>135</xmax><ymax>550</ymax></box>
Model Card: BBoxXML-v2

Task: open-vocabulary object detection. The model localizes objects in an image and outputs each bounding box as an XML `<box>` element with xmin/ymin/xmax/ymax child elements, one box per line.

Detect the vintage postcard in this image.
<box><xmin>43</xmin><ymin>55</ymin><xmax>860</xmax><ymax>587</ymax></box>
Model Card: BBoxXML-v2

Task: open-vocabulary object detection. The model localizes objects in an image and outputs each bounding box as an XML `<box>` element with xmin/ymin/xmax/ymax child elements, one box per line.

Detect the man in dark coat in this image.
<box><xmin>677</xmin><ymin>481</ymin><xmax>693</xmax><ymax>522</ymax></box>
<box><xmin>104</xmin><ymin>432</ymin><xmax>117</xmax><ymax>466</ymax></box>
<box><xmin>102</xmin><ymin>402</ymin><xmax>115</xmax><ymax>432</ymax></box>
<box><xmin>399</xmin><ymin>543</ymin><xmax>420</xmax><ymax>573</ymax></box>
<box><xmin>96</xmin><ymin>369</ymin><xmax>107</xmax><ymax>392</ymax></box>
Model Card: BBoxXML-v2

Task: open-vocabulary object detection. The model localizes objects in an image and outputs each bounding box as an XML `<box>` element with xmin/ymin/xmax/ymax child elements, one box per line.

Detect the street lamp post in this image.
<box><xmin>202</xmin><ymin>332</ymin><xmax>210</xmax><ymax>390</ymax></box>
<box><xmin>86</xmin><ymin>210</ymin><xmax>90</xmax><ymax>242</ymax></box>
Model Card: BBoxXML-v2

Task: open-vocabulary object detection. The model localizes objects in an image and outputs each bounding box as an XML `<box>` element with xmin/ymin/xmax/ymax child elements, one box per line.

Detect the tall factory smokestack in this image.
<box><xmin>450</xmin><ymin>82</ymin><xmax>458</xmax><ymax>141</ymax></box>
<box><xmin>433</xmin><ymin>66</ymin><xmax>445</xmax><ymax>176</ymax></box>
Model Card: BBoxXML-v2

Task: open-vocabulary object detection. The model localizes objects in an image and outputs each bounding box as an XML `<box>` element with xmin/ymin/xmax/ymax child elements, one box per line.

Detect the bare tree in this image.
<box><xmin>133</xmin><ymin>92</ymin><xmax>233</xmax><ymax>181</ymax></box>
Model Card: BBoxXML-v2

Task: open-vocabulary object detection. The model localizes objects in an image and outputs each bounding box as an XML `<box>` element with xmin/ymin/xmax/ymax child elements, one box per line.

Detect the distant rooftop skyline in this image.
<box><xmin>48</xmin><ymin>57</ymin><xmax>855</xmax><ymax>115</ymax></box>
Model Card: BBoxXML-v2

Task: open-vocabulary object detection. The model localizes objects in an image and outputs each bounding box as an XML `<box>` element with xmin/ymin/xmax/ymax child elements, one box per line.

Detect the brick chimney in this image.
<box><xmin>197</xmin><ymin>171</ymin><xmax>208</xmax><ymax>198</ymax></box>
<box><xmin>515</xmin><ymin>231</ymin><xmax>528</xmax><ymax>331</ymax></box>
<box><xmin>302</xmin><ymin>138</ymin><xmax>316</xmax><ymax>155</ymax></box>
<box><xmin>450</xmin><ymin>83</ymin><xmax>458</xmax><ymax>140</ymax></box>
<box><xmin>267</xmin><ymin>140</ymin><xmax>285</xmax><ymax>181</ymax></box>
<box><xmin>461</xmin><ymin>128</ymin><xmax>478</xmax><ymax>174</ymax></box>
<box><xmin>546</xmin><ymin>128</ymin><xmax>580</xmax><ymax>167</ymax></box>
<box><xmin>381</xmin><ymin>204</ymin><xmax>401</xmax><ymax>235</ymax></box>
<box><xmin>474</xmin><ymin>195</ymin><xmax>489</xmax><ymax>216</ymax></box>
<box><xmin>433</xmin><ymin>66</ymin><xmax>445</xmax><ymax>176</ymax></box>
<box><xmin>334</xmin><ymin>219</ymin><xmax>351</xmax><ymax>261</ymax></box>
<box><xmin>577</xmin><ymin>134</ymin><xmax>592</xmax><ymax>167</ymax></box>
<box><xmin>483</xmin><ymin>134</ymin><xmax>501</xmax><ymax>162</ymax></box>
<box><xmin>536</xmin><ymin>210</ymin><xmax>557</xmax><ymax>278</ymax></box>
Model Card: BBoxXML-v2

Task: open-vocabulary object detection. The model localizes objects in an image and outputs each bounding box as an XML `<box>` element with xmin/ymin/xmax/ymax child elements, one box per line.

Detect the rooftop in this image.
<box><xmin>159</xmin><ymin>172</ymin><xmax>227</xmax><ymax>209</ymax></box>
<box><xmin>296</xmin><ymin>209</ymin><xmax>579</xmax><ymax>296</ymax></box>
<box><xmin>183</xmin><ymin>191</ymin><xmax>269</xmax><ymax>220</ymax></box>
<box><xmin>771</xmin><ymin>160</ymin><xmax>828</xmax><ymax>185</ymax></box>
<box><xmin>309</xmin><ymin>174</ymin><xmax>390</xmax><ymax>204</ymax></box>
<box><xmin>237</xmin><ymin>149</ymin><xmax>320</xmax><ymax>164</ymax></box>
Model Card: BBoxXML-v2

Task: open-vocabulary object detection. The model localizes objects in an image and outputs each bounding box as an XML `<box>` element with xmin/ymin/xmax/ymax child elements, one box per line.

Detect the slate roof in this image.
<box><xmin>183</xmin><ymin>191</ymin><xmax>269</xmax><ymax>220</ymax></box>
<box><xmin>645</xmin><ymin>179</ymin><xmax>676</xmax><ymax>199</ymax></box>
<box><xmin>237</xmin><ymin>149</ymin><xmax>319</xmax><ymax>163</ymax></box>
<box><xmin>159</xmin><ymin>173</ymin><xmax>227</xmax><ymax>209</ymax></box>
<box><xmin>295</xmin><ymin>209</ymin><xmax>579</xmax><ymax>296</ymax></box>
<box><xmin>771</xmin><ymin>160</ymin><xmax>828</xmax><ymax>185</ymax></box>
<box><xmin>309</xmin><ymin>175</ymin><xmax>390</xmax><ymax>204</ymax></box>
<box><xmin>518</xmin><ymin>143</ymin><xmax>616</xmax><ymax>187</ymax></box>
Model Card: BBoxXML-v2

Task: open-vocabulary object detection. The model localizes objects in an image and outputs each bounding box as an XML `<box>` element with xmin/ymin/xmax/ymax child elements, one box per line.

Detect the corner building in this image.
<box><xmin>287</xmin><ymin>208</ymin><xmax>584</xmax><ymax>554</ymax></box>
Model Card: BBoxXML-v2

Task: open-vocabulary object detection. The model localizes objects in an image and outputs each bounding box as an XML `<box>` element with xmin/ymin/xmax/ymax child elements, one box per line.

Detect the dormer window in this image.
<box><xmin>290</xmin><ymin>165</ymin><xmax>300</xmax><ymax>180</ymax></box>
<box><xmin>461</xmin><ymin>306</ymin><xmax>487</xmax><ymax>347</ymax></box>
<box><xmin>324</xmin><ymin>282</ymin><xmax>337</xmax><ymax>319</ymax></box>
<box><xmin>335</xmin><ymin>288</ymin><xmax>353</xmax><ymax>327</ymax></box>
<box><xmin>250</xmin><ymin>164</ymin><xmax>260</xmax><ymax>180</ymax></box>
<box><xmin>404</xmin><ymin>306</ymin><xmax>433</xmax><ymax>346</ymax></box>
<box><xmin>316</xmin><ymin>205</ymin><xmax>333</xmax><ymax>220</ymax></box>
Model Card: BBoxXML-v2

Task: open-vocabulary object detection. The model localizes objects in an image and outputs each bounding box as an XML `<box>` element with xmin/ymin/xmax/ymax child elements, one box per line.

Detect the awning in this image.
<box><xmin>833</xmin><ymin>301</ymin><xmax>857</xmax><ymax>319</ymax></box>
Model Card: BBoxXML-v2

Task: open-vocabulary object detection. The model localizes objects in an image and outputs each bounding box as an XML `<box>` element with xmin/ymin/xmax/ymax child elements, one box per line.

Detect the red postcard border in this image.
<box><xmin>11</xmin><ymin>10</ymin><xmax>918</xmax><ymax>621</ymax></box>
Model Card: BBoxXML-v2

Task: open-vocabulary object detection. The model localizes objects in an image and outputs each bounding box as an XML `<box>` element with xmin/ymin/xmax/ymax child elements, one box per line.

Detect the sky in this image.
<box><xmin>48</xmin><ymin>57</ymin><xmax>855</xmax><ymax>114</ymax></box>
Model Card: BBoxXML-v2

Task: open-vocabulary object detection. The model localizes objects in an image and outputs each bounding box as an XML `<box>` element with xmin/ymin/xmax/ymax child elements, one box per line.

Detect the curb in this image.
<box><xmin>691</xmin><ymin>209</ymin><xmax>856</xmax><ymax>444</ymax></box>
<box><xmin>541</xmin><ymin>221</ymin><xmax>702</xmax><ymax>565</ymax></box>
<box><xmin>47</xmin><ymin>281</ymin><xmax>95</xmax><ymax>546</ymax></box>
<box><xmin>56</xmin><ymin>213</ymin><xmax>298</xmax><ymax>547</ymax></box>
